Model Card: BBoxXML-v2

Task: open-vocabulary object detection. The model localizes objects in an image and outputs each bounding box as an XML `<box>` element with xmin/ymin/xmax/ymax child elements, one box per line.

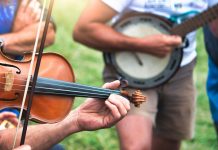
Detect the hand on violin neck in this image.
<box><xmin>66</xmin><ymin>81</ymin><xmax>130</xmax><ymax>132</ymax></box>
<box><xmin>102</xmin><ymin>80</ymin><xmax>120</xmax><ymax>89</ymax></box>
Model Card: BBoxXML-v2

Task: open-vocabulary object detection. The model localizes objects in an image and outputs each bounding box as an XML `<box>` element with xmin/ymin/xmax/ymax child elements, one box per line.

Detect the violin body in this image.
<box><xmin>0</xmin><ymin>51</ymin><xmax>74</xmax><ymax>123</ymax></box>
<box><xmin>0</xmin><ymin>51</ymin><xmax>146</xmax><ymax>123</ymax></box>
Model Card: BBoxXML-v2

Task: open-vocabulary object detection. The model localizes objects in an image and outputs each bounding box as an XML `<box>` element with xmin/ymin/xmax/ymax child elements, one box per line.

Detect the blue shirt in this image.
<box><xmin>0</xmin><ymin>0</ymin><xmax>20</xmax><ymax>116</ymax></box>
<box><xmin>0</xmin><ymin>0</ymin><xmax>18</xmax><ymax>34</ymax></box>
<box><xmin>204</xmin><ymin>26</ymin><xmax>218</xmax><ymax>66</ymax></box>
<box><xmin>203</xmin><ymin>26</ymin><xmax>218</xmax><ymax>123</ymax></box>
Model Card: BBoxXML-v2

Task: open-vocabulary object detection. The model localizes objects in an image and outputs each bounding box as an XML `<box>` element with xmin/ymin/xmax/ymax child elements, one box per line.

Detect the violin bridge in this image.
<box><xmin>4</xmin><ymin>70</ymin><xmax>14</xmax><ymax>91</ymax></box>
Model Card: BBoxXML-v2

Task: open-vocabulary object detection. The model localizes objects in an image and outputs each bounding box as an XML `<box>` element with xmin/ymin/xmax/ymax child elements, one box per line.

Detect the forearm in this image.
<box><xmin>1</xmin><ymin>23</ymin><xmax>55</xmax><ymax>55</ymax></box>
<box><xmin>73</xmin><ymin>23</ymin><xmax>147</xmax><ymax>53</ymax></box>
<box><xmin>0</xmin><ymin>111</ymin><xmax>79</xmax><ymax>150</ymax></box>
<box><xmin>73</xmin><ymin>22</ymin><xmax>182</xmax><ymax>57</ymax></box>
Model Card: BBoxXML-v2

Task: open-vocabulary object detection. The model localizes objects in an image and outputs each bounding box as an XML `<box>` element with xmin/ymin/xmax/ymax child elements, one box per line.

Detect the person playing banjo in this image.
<box><xmin>73</xmin><ymin>0</ymin><xmax>218</xmax><ymax>150</ymax></box>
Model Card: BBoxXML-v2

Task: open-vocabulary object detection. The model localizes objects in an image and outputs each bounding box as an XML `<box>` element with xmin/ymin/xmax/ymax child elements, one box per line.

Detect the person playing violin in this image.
<box><xmin>0</xmin><ymin>0</ymin><xmax>55</xmax><ymax>125</ymax></box>
<box><xmin>0</xmin><ymin>1</ymin><xmax>132</xmax><ymax>150</ymax></box>
<box><xmin>0</xmin><ymin>0</ymin><xmax>55</xmax><ymax>56</ymax></box>
<box><xmin>0</xmin><ymin>80</ymin><xmax>130</xmax><ymax>150</ymax></box>
<box><xmin>0</xmin><ymin>0</ymin><xmax>55</xmax><ymax>149</ymax></box>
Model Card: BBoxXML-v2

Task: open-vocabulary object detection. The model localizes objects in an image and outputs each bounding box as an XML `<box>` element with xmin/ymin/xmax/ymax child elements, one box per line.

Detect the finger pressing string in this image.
<box><xmin>105</xmin><ymin>100</ymin><xmax>121</xmax><ymax>119</ymax></box>
<box><xmin>107</xmin><ymin>94</ymin><xmax>129</xmax><ymax>116</ymax></box>
<box><xmin>103</xmin><ymin>80</ymin><xmax>120</xmax><ymax>89</ymax></box>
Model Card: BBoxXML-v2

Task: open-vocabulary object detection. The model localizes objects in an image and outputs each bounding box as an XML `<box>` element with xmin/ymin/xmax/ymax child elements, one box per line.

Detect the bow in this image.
<box><xmin>11</xmin><ymin>0</ymin><xmax>55</xmax><ymax>148</ymax></box>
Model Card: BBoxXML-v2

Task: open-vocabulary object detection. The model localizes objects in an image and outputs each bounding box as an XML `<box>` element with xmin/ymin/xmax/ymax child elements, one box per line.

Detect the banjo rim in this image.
<box><xmin>104</xmin><ymin>12</ymin><xmax>183</xmax><ymax>89</ymax></box>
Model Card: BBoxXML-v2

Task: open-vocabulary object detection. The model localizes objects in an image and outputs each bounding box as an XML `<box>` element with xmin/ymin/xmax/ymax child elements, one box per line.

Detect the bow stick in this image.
<box><xmin>20</xmin><ymin>0</ymin><xmax>54</xmax><ymax>145</ymax></box>
<box><xmin>11</xmin><ymin>0</ymin><xmax>54</xmax><ymax>148</ymax></box>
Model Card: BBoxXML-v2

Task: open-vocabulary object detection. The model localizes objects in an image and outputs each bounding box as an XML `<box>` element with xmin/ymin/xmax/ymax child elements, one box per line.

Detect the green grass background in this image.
<box><xmin>45</xmin><ymin>0</ymin><xmax>217</xmax><ymax>149</ymax></box>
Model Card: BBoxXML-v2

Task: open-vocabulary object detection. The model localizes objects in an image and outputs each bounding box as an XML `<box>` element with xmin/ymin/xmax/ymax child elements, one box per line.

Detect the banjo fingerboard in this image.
<box><xmin>171</xmin><ymin>3</ymin><xmax>218</xmax><ymax>36</ymax></box>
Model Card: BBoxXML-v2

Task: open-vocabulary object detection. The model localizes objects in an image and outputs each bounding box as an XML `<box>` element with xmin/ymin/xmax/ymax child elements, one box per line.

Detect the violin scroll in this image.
<box><xmin>120</xmin><ymin>90</ymin><xmax>146</xmax><ymax>107</ymax></box>
<box><xmin>119</xmin><ymin>78</ymin><xmax>146</xmax><ymax>107</ymax></box>
<box><xmin>130</xmin><ymin>90</ymin><xmax>146</xmax><ymax>107</ymax></box>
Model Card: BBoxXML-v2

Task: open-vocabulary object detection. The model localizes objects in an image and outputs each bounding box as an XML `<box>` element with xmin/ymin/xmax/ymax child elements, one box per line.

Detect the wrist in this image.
<box><xmin>60</xmin><ymin>110</ymin><xmax>82</xmax><ymax>136</ymax></box>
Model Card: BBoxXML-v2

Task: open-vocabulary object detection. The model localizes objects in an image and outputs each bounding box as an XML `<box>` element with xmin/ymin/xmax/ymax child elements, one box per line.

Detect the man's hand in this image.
<box><xmin>0</xmin><ymin>112</ymin><xmax>19</xmax><ymax>130</ymax></box>
<box><xmin>140</xmin><ymin>34</ymin><xmax>182</xmax><ymax>57</ymax></box>
<box><xmin>12</xmin><ymin>0</ymin><xmax>41</xmax><ymax>32</ymax></box>
<box><xmin>74</xmin><ymin>80</ymin><xmax>130</xmax><ymax>131</ymax></box>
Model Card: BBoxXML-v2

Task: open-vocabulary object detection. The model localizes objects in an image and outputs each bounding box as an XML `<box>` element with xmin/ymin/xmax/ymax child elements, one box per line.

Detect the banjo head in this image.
<box><xmin>104</xmin><ymin>13</ymin><xmax>183</xmax><ymax>89</ymax></box>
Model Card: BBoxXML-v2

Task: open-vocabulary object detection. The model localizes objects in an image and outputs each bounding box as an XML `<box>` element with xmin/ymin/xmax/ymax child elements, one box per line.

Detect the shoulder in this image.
<box><xmin>101</xmin><ymin>0</ymin><xmax>133</xmax><ymax>12</ymax></box>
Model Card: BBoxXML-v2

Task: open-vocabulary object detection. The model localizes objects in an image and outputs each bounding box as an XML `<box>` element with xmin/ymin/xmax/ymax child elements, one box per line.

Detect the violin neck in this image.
<box><xmin>34</xmin><ymin>77</ymin><xmax>120</xmax><ymax>99</ymax></box>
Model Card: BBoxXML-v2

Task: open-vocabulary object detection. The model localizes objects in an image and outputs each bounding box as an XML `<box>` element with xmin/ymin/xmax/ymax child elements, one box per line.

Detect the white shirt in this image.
<box><xmin>102</xmin><ymin>0</ymin><xmax>217</xmax><ymax>66</ymax></box>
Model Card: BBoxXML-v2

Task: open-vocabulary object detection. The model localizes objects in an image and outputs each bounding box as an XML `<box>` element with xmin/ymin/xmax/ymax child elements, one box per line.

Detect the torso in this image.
<box><xmin>0</xmin><ymin>0</ymin><xmax>18</xmax><ymax>34</ymax></box>
<box><xmin>103</xmin><ymin>0</ymin><xmax>216</xmax><ymax>66</ymax></box>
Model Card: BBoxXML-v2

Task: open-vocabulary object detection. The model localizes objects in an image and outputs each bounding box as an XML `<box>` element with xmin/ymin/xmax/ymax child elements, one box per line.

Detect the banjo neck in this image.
<box><xmin>171</xmin><ymin>3</ymin><xmax>218</xmax><ymax>36</ymax></box>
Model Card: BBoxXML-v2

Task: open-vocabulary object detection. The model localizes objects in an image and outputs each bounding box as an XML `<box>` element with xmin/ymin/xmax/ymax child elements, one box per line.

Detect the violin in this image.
<box><xmin>0</xmin><ymin>51</ymin><xmax>146</xmax><ymax>123</ymax></box>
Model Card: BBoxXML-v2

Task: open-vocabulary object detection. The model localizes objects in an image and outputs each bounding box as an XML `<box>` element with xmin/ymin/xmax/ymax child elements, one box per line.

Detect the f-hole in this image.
<box><xmin>0</xmin><ymin>62</ymin><xmax>21</xmax><ymax>74</ymax></box>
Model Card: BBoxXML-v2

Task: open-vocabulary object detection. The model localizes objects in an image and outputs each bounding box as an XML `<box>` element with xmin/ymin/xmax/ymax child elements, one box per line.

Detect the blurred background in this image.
<box><xmin>45</xmin><ymin>0</ymin><xmax>217</xmax><ymax>149</ymax></box>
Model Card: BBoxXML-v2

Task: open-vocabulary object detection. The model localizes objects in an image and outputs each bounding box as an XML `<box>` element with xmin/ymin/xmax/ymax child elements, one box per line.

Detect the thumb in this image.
<box><xmin>102</xmin><ymin>80</ymin><xmax>120</xmax><ymax>89</ymax></box>
<box><xmin>13</xmin><ymin>145</ymin><xmax>31</xmax><ymax>150</ymax></box>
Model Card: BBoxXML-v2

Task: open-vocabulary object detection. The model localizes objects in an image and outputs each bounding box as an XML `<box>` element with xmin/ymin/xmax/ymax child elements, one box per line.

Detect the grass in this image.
<box><xmin>44</xmin><ymin>0</ymin><xmax>218</xmax><ymax>149</ymax></box>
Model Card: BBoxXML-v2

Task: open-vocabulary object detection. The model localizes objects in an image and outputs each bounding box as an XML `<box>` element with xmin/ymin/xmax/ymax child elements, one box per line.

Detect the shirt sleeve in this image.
<box><xmin>208</xmin><ymin>0</ymin><xmax>218</xmax><ymax>7</ymax></box>
<box><xmin>102</xmin><ymin>0</ymin><xmax>133</xmax><ymax>12</ymax></box>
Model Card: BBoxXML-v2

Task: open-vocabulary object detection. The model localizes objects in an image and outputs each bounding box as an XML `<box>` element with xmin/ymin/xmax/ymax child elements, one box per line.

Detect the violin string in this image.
<box><xmin>0</xmin><ymin>80</ymin><xmax>116</xmax><ymax>93</ymax></box>
<box><xmin>34</xmin><ymin>90</ymin><xmax>114</xmax><ymax>98</ymax></box>
<box><xmin>0</xmin><ymin>85</ymin><xmax>119</xmax><ymax>95</ymax></box>
<box><xmin>0</xmin><ymin>77</ymin><xmax>119</xmax><ymax>94</ymax></box>
<box><xmin>34</xmin><ymin>91</ymin><xmax>112</xmax><ymax>99</ymax></box>
<box><xmin>0</xmin><ymin>87</ymin><xmax>118</xmax><ymax>98</ymax></box>
<box><xmin>0</xmin><ymin>76</ymin><xmax>30</xmax><ymax>82</ymax></box>
<box><xmin>0</xmin><ymin>76</ymin><xmax>111</xmax><ymax>92</ymax></box>
<box><xmin>0</xmin><ymin>82</ymin><xmax>120</xmax><ymax>95</ymax></box>
<box><xmin>0</xmin><ymin>81</ymin><xmax>27</xmax><ymax>87</ymax></box>
<box><xmin>34</xmin><ymin>86</ymin><xmax>120</xmax><ymax>96</ymax></box>
<box><xmin>0</xmin><ymin>76</ymin><xmax>119</xmax><ymax>94</ymax></box>
<box><xmin>0</xmin><ymin>77</ymin><xmax>108</xmax><ymax>90</ymax></box>
<box><xmin>0</xmin><ymin>72</ymin><xmax>30</xmax><ymax>79</ymax></box>
<box><xmin>12</xmin><ymin>0</ymin><xmax>47</xmax><ymax>148</ymax></box>
<box><xmin>0</xmin><ymin>75</ymin><xmax>121</xmax><ymax>97</ymax></box>
<box><xmin>0</xmin><ymin>87</ymin><xmax>23</xmax><ymax>92</ymax></box>
<box><xmin>37</xmin><ymin>77</ymin><xmax>118</xmax><ymax>92</ymax></box>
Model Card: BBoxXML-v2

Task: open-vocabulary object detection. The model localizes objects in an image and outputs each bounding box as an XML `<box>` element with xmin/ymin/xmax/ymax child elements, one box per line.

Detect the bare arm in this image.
<box><xmin>1</xmin><ymin>0</ymin><xmax>55</xmax><ymax>55</ymax></box>
<box><xmin>73</xmin><ymin>0</ymin><xmax>182</xmax><ymax>57</ymax></box>
<box><xmin>0</xmin><ymin>112</ymin><xmax>79</xmax><ymax>150</ymax></box>
<box><xmin>1</xmin><ymin>23</ymin><xmax>55</xmax><ymax>55</ymax></box>
<box><xmin>0</xmin><ymin>81</ymin><xmax>130</xmax><ymax>150</ymax></box>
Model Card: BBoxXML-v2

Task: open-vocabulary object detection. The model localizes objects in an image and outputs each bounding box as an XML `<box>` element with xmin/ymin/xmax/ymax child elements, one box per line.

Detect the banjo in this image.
<box><xmin>104</xmin><ymin>3</ymin><xmax>218</xmax><ymax>89</ymax></box>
